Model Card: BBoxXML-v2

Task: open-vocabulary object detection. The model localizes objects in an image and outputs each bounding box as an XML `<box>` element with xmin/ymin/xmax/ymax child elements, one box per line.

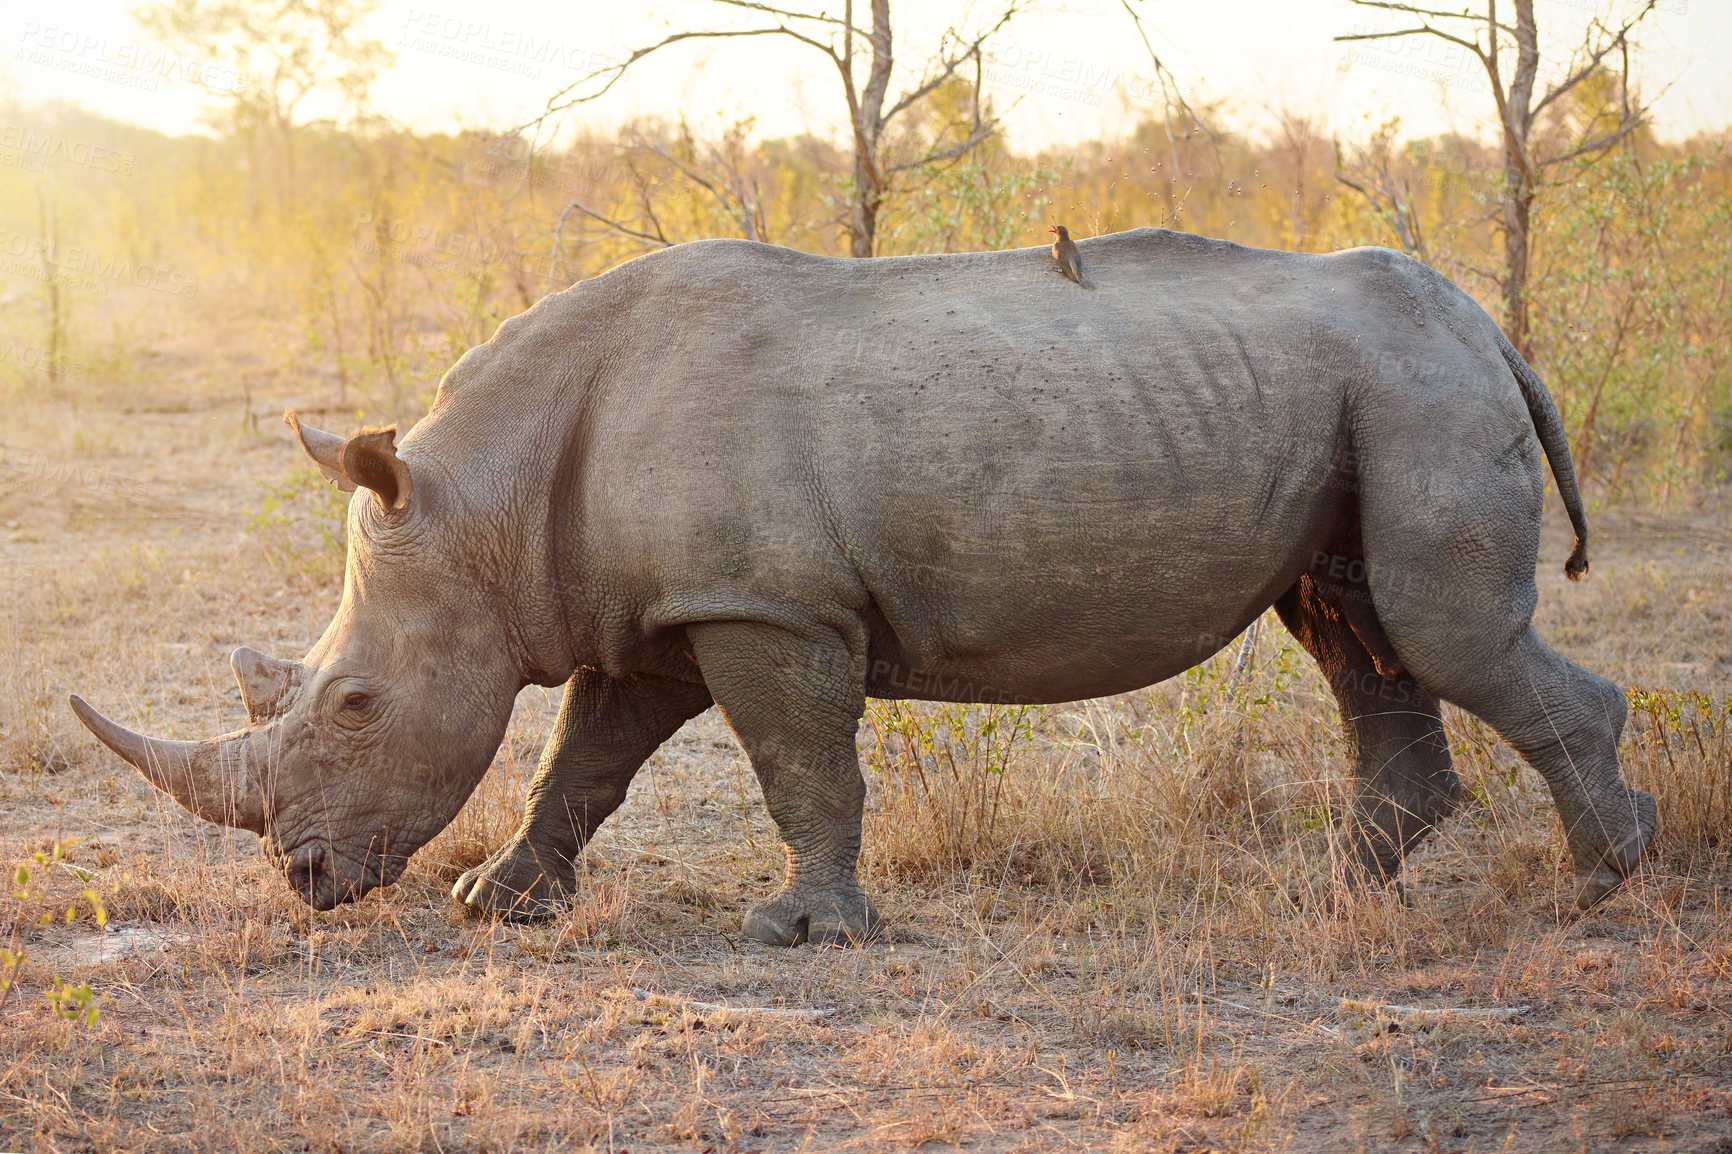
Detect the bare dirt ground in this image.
<box><xmin>2</xmin><ymin>337</ymin><xmax>1731</xmax><ymax>1152</ymax></box>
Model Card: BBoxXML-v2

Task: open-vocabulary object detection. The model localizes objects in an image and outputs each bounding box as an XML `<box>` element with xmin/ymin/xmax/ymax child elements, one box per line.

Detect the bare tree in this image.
<box><xmin>138</xmin><ymin>0</ymin><xmax>390</xmax><ymax>207</ymax></box>
<box><xmin>546</xmin><ymin>121</ymin><xmax>776</xmax><ymax>287</ymax></box>
<box><xmin>536</xmin><ymin>1</ymin><xmax>1017</xmax><ymax>258</ymax></box>
<box><xmin>1117</xmin><ymin>0</ymin><xmax>1219</xmax><ymax>183</ymax></box>
<box><xmin>562</xmin><ymin>122</ymin><xmax>770</xmax><ymax>245</ymax></box>
<box><xmin>1335</xmin><ymin>123</ymin><xmax>1433</xmax><ymax>264</ymax></box>
<box><xmin>34</xmin><ymin>184</ymin><xmax>67</xmax><ymax>389</ymax></box>
<box><xmin>1336</xmin><ymin>0</ymin><xmax>1658</xmax><ymax>358</ymax></box>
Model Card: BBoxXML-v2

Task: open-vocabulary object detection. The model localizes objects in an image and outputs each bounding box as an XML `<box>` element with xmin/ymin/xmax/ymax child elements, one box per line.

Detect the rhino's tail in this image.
<box><xmin>1498</xmin><ymin>330</ymin><xmax>1589</xmax><ymax>581</ymax></box>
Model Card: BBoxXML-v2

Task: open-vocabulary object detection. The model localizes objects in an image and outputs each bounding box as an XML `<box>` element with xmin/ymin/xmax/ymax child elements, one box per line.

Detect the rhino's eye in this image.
<box><xmin>340</xmin><ymin>691</ymin><xmax>374</xmax><ymax>715</ymax></box>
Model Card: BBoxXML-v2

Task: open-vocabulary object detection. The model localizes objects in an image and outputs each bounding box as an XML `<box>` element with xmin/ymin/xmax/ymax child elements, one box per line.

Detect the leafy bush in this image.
<box><xmin>2</xmin><ymin>840</ymin><xmax>106</xmax><ymax>1026</ymax></box>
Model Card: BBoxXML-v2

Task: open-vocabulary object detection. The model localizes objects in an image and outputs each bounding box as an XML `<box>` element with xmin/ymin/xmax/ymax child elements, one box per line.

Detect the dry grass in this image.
<box><xmin>3</xmin><ymin>358</ymin><xmax>1732</xmax><ymax>1151</ymax></box>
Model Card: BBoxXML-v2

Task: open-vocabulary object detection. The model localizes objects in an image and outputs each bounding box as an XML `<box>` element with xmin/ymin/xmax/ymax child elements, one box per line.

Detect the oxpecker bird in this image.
<box><xmin>1049</xmin><ymin>225</ymin><xmax>1089</xmax><ymax>288</ymax></box>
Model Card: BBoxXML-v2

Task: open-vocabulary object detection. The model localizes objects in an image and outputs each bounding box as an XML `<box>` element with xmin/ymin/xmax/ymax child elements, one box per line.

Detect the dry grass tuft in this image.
<box><xmin>1625</xmin><ymin>688</ymin><xmax>1732</xmax><ymax>863</ymax></box>
<box><xmin>860</xmin><ymin>630</ymin><xmax>1404</xmax><ymax>958</ymax></box>
<box><xmin>411</xmin><ymin>741</ymin><xmax>538</xmax><ymax>886</ymax></box>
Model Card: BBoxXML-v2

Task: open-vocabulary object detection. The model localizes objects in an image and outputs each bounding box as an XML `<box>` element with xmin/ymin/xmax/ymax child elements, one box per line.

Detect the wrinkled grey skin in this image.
<box><xmin>72</xmin><ymin>229</ymin><xmax>1655</xmax><ymax>939</ymax></box>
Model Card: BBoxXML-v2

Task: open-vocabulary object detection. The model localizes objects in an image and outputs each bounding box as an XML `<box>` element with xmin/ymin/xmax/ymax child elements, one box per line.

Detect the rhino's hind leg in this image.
<box><xmin>689</xmin><ymin>620</ymin><xmax>882</xmax><ymax>947</ymax></box>
<box><xmin>1276</xmin><ymin>574</ymin><xmax>1460</xmax><ymax>888</ymax></box>
<box><xmin>453</xmin><ymin>670</ymin><xmax>711</xmax><ymax>920</ymax></box>
<box><xmin>1357</xmin><ymin>435</ymin><xmax>1655</xmax><ymax>910</ymax></box>
<box><xmin>1386</xmin><ymin>618</ymin><xmax>1652</xmax><ymax>911</ymax></box>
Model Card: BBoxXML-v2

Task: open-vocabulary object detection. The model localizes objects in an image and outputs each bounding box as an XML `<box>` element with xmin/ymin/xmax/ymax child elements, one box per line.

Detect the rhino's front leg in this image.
<box><xmin>453</xmin><ymin>669</ymin><xmax>711</xmax><ymax>920</ymax></box>
<box><xmin>689</xmin><ymin>621</ymin><xmax>882</xmax><ymax>946</ymax></box>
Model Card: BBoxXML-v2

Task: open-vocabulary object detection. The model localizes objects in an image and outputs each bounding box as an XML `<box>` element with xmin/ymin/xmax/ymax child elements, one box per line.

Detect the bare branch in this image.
<box><xmin>883</xmin><ymin>119</ymin><xmax>997</xmax><ymax>176</ymax></box>
<box><xmin>558</xmin><ymin>199</ymin><xmax>673</xmax><ymax>250</ymax></box>
<box><xmin>1452</xmin><ymin>258</ymin><xmax>1503</xmax><ymax>282</ymax></box>
<box><xmin>633</xmin><ymin>138</ymin><xmax>764</xmax><ymax>240</ymax></box>
<box><xmin>1537</xmin><ymin>115</ymin><xmax>1645</xmax><ymax>168</ymax></box>
<box><xmin>1530</xmin><ymin>0</ymin><xmax>1657</xmax><ymax>119</ymax></box>
<box><xmin>1335</xmin><ymin>173</ymin><xmax>1372</xmax><ymax>198</ymax></box>
<box><xmin>524</xmin><ymin>0</ymin><xmax>1025</xmax><ymax>258</ymax></box>
<box><xmin>872</xmin><ymin>7</ymin><xmax>1012</xmax><ymax>188</ymax></box>
<box><xmin>1342</xmin><ymin>0</ymin><xmax>1514</xmax><ymax>36</ymax></box>
<box><xmin>1336</xmin><ymin>173</ymin><xmax>1422</xmax><ymax>257</ymax></box>
<box><xmin>882</xmin><ymin>5</ymin><xmax>1018</xmax><ymax>124</ymax></box>
<box><xmin>546</xmin><ymin>201</ymin><xmax>581</xmax><ymax>294</ymax></box>
<box><xmin>1502</xmin><ymin>0</ymin><xmax>1540</xmax><ymax>184</ymax></box>
<box><xmin>1620</xmin><ymin>33</ymin><xmax>1634</xmax><ymax>132</ymax></box>
<box><xmin>833</xmin><ymin>0</ymin><xmax>862</xmax><ymax>134</ymax></box>
<box><xmin>710</xmin><ymin>0</ymin><xmax>843</xmax><ymax>26</ymax></box>
<box><xmin>1479</xmin><ymin>6</ymin><xmax>1524</xmax><ymax>186</ymax></box>
<box><xmin>538</xmin><ymin>26</ymin><xmax>838</xmax><ymax>123</ymax></box>
<box><xmin>1333</xmin><ymin>133</ymin><xmax>1431</xmax><ymax>264</ymax></box>
<box><xmin>1531</xmin><ymin>50</ymin><xmax>1619</xmax><ymax>119</ymax></box>
<box><xmin>1347</xmin><ymin>0</ymin><xmax>1473</xmax><ymax>18</ymax></box>
<box><xmin>637</xmin><ymin>143</ymin><xmax>732</xmax><ymax>207</ymax></box>
<box><xmin>1334</xmin><ymin>25</ymin><xmax>1487</xmax><ymax>60</ymax></box>
<box><xmin>1119</xmin><ymin>0</ymin><xmax>1219</xmax><ymax>178</ymax></box>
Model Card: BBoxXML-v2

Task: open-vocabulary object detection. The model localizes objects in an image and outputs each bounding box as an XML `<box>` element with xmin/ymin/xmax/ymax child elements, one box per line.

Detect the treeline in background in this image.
<box><xmin>1</xmin><ymin>0</ymin><xmax>1729</xmax><ymax>506</ymax></box>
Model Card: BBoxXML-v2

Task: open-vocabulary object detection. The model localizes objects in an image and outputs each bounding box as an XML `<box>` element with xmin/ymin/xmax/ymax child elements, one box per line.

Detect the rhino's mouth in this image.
<box><xmin>281</xmin><ymin>841</ymin><xmax>408</xmax><ymax>910</ymax></box>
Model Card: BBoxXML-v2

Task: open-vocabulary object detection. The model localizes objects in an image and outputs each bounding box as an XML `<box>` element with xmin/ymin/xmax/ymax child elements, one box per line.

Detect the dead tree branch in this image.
<box><xmin>1334</xmin><ymin>0</ymin><xmax>1659</xmax><ymax>356</ymax></box>
<box><xmin>523</xmin><ymin>0</ymin><xmax>1018</xmax><ymax>259</ymax></box>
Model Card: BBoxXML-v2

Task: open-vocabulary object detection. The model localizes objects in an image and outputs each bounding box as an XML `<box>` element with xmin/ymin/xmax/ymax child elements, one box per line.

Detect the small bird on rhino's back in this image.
<box><xmin>1049</xmin><ymin>224</ymin><xmax>1090</xmax><ymax>288</ymax></box>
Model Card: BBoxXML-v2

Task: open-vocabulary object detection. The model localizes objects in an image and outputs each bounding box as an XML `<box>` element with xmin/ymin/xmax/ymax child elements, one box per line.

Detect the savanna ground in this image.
<box><xmin>1</xmin><ymin>328</ymin><xmax>1730</xmax><ymax>1153</ymax></box>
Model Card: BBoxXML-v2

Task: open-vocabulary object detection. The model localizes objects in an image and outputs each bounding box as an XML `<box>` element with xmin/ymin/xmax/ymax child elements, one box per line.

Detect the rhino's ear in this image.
<box><xmin>284</xmin><ymin>410</ymin><xmax>357</xmax><ymax>493</ymax></box>
<box><xmin>283</xmin><ymin>411</ymin><xmax>414</xmax><ymax>513</ymax></box>
<box><xmin>341</xmin><ymin>426</ymin><xmax>413</xmax><ymax>513</ymax></box>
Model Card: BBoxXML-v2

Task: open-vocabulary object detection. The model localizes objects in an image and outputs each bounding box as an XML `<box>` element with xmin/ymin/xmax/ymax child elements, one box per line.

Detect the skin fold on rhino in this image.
<box><xmin>72</xmin><ymin>229</ymin><xmax>1656</xmax><ymax>940</ymax></box>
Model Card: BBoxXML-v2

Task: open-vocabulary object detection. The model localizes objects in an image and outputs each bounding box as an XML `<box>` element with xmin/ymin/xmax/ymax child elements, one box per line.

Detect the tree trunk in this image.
<box><xmin>849</xmin><ymin>151</ymin><xmax>880</xmax><ymax>258</ymax></box>
<box><xmin>1499</xmin><ymin>0</ymin><xmax>1540</xmax><ymax>360</ymax></box>
<box><xmin>847</xmin><ymin>0</ymin><xmax>893</xmax><ymax>258</ymax></box>
<box><xmin>35</xmin><ymin>187</ymin><xmax>62</xmax><ymax>387</ymax></box>
<box><xmin>1501</xmin><ymin>171</ymin><xmax>1533</xmax><ymax>357</ymax></box>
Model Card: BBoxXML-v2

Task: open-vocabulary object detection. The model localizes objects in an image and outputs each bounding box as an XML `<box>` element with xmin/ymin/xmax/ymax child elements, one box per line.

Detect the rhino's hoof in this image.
<box><xmin>452</xmin><ymin>842</ymin><xmax>573</xmax><ymax>921</ymax></box>
<box><xmin>1573</xmin><ymin>864</ymin><xmax>1627</xmax><ymax>912</ymax></box>
<box><xmin>743</xmin><ymin>888</ymin><xmax>883</xmax><ymax>948</ymax></box>
<box><xmin>1572</xmin><ymin>789</ymin><xmax>1657</xmax><ymax>912</ymax></box>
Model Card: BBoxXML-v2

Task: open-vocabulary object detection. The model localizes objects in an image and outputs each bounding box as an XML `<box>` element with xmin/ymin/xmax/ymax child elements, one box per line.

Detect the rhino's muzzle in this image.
<box><xmin>69</xmin><ymin>694</ymin><xmax>268</xmax><ymax>834</ymax></box>
<box><xmin>285</xmin><ymin>843</ymin><xmax>343</xmax><ymax>910</ymax></box>
<box><xmin>280</xmin><ymin>839</ymin><xmax>402</xmax><ymax>910</ymax></box>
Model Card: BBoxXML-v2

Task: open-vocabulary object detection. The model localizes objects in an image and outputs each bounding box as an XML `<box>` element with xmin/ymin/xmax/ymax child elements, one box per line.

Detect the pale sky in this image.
<box><xmin>3</xmin><ymin>0</ymin><xmax>1728</xmax><ymax>150</ymax></box>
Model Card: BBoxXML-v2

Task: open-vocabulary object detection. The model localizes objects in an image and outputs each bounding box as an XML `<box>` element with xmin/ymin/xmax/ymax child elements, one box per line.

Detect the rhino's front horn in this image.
<box><xmin>68</xmin><ymin>696</ymin><xmax>267</xmax><ymax>834</ymax></box>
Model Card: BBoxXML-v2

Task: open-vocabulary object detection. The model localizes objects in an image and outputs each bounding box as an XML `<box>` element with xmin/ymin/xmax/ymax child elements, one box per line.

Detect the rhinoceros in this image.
<box><xmin>70</xmin><ymin>229</ymin><xmax>1655</xmax><ymax>944</ymax></box>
